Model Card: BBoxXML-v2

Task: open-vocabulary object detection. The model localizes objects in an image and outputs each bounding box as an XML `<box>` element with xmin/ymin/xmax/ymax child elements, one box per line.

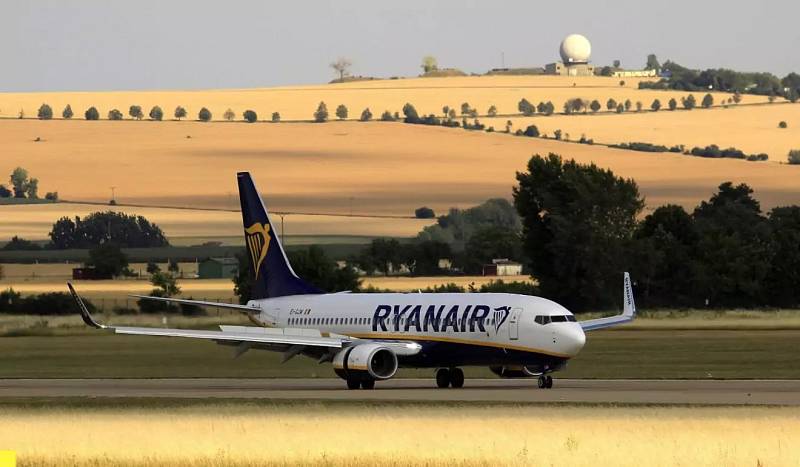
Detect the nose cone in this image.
<box><xmin>561</xmin><ymin>325</ymin><xmax>586</xmax><ymax>356</ymax></box>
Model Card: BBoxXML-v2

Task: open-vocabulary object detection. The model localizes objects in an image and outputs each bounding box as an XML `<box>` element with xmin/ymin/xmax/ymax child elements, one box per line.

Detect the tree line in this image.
<box><xmin>0</xmin><ymin>167</ymin><xmax>57</xmax><ymax>200</ymax></box>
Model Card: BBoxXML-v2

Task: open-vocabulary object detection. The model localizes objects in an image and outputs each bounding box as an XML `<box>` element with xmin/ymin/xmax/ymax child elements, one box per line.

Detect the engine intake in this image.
<box><xmin>333</xmin><ymin>343</ymin><xmax>398</xmax><ymax>380</ymax></box>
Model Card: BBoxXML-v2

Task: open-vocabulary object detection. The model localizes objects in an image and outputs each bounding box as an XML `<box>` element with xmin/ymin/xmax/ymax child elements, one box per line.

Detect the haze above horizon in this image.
<box><xmin>2</xmin><ymin>0</ymin><xmax>798</xmax><ymax>92</ymax></box>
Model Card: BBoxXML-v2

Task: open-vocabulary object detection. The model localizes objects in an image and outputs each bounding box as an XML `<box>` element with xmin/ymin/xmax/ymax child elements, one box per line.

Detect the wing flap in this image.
<box><xmin>111</xmin><ymin>326</ymin><xmax>344</xmax><ymax>348</ymax></box>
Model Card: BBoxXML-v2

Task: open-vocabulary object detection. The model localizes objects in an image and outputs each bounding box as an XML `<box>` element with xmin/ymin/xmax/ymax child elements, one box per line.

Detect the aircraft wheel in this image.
<box><xmin>545</xmin><ymin>375</ymin><xmax>553</xmax><ymax>389</ymax></box>
<box><xmin>450</xmin><ymin>368</ymin><xmax>465</xmax><ymax>388</ymax></box>
<box><xmin>346</xmin><ymin>378</ymin><xmax>360</xmax><ymax>390</ymax></box>
<box><xmin>537</xmin><ymin>375</ymin><xmax>547</xmax><ymax>389</ymax></box>
<box><xmin>435</xmin><ymin>368</ymin><xmax>451</xmax><ymax>388</ymax></box>
<box><xmin>361</xmin><ymin>379</ymin><xmax>375</xmax><ymax>390</ymax></box>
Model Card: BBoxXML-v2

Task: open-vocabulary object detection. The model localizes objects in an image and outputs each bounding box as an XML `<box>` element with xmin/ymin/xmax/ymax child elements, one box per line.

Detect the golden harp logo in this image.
<box><xmin>245</xmin><ymin>223</ymin><xmax>271</xmax><ymax>278</ymax></box>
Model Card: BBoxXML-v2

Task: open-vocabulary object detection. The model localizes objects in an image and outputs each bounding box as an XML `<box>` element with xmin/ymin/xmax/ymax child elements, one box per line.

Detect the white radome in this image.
<box><xmin>559</xmin><ymin>34</ymin><xmax>591</xmax><ymax>64</ymax></box>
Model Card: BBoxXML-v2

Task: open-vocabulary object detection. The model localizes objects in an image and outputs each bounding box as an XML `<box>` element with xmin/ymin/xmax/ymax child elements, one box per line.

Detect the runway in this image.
<box><xmin>1</xmin><ymin>378</ymin><xmax>798</xmax><ymax>405</ymax></box>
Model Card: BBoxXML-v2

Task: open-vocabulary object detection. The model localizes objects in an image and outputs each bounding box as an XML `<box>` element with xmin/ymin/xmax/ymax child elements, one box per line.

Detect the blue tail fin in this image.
<box><xmin>237</xmin><ymin>172</ymin><xmax>322</xmax><ymax>299</ymax></box>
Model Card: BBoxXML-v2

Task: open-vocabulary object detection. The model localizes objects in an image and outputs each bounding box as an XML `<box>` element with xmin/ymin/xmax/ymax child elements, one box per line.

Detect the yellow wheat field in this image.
<box><xmin>1</xmin><ymin>404</ymin><xmax>797</xmax><ymax>466</ymax></box>
<box><xmin>0</xmin><ymin>75</ymin><xmax>767</xmax><ymax>123</ymax></box>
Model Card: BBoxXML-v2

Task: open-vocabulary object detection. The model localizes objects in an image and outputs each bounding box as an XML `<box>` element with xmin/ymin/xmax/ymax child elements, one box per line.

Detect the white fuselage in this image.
<box><xmin>248</xmin><ymin>292</ymin><xmax>586</xmax><ymax>366</ymax></box>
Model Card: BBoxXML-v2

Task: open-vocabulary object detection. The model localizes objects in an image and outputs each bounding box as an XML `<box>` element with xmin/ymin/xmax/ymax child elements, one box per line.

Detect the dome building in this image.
<box><xmin>546</xmin><ymin>34</ymin><xmax>595</xmax><ymax>76</ymax></box>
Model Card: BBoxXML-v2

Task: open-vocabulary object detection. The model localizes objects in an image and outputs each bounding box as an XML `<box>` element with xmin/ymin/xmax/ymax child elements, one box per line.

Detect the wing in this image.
<box><xmin>579</xmin><ymin>272</ymin><xmax>637</xmax><ymax>331</ymax></box>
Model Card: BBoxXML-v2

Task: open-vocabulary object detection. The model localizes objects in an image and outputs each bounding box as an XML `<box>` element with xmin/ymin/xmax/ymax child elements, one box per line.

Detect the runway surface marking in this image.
<box><xmin>1</xmin><ymin>379</ymin><xmax>798</xmax><ymax>405</ymax></box>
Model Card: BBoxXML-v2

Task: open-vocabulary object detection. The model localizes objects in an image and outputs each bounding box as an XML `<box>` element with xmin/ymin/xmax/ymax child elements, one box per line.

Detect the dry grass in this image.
<box><xmin>487</xmin><ymin>102</ymin><xmax>800</xmax><ymax>163</ymax></box>
<box><xmin>2</xmin><ymin>403</ymin><xmax>797</xmax><ymax>466</ymax></box>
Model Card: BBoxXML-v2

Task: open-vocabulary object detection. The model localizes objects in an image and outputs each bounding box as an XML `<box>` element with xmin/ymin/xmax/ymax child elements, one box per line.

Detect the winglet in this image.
<box><xmin>579</xmin><ymin>272</ymin><xmax>637</xmax><ymax>332</ymax></box>
<box><xmin>623</xmin><ymin>271</ymin><xmax>636</xmax><ymax>319</ymax></box>
<box><xmin>67</xmin><ymin>282</ymin><xmax>107</xmax><ymax>329</ymax></box>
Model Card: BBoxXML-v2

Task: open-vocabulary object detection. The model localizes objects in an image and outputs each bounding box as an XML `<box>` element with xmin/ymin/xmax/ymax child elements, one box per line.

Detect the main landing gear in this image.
<box><xmin>346</xmin><ymin>377</ymin><xmax>376</xmax><ymax>390</ymax></box>
<box><xmin>537</xmin><ymin>375</ymin><xmax>554</xmax><ymax>389</ymax></box>
<box><xmin>435</xmin><ymin>368</ymin><xmax>464</xmax><ymax>388</ymax></box>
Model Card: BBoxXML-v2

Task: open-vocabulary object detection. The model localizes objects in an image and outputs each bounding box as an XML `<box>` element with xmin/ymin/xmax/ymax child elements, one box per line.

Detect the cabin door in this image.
<box><xmin>508</xmin><ymin>308</ymin><xmax>522</xmax><ymax>340</ymax></box>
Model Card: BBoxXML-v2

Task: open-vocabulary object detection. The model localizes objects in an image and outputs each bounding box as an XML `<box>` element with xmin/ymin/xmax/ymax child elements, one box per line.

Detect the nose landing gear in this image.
<box><xmin>435</xmin><ymin>367</ymin><xmax>465</xmax><ymax>388</ymax></box>
<box><xmin>537</xmin><ymin>375</ymin><xmax>553</xmax><ymax>389</ymax></box>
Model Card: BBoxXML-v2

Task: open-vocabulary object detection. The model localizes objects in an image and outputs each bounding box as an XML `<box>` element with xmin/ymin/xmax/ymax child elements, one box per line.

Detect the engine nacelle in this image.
<box><xmin>489</xmin><ymin>365</ymin><xmax>541</xmax><ymax>378</ymax></box>
<box><xmin>333</xmin><ymin>343</ymin><xmax>398</xmax><ymax>380</ymax></box>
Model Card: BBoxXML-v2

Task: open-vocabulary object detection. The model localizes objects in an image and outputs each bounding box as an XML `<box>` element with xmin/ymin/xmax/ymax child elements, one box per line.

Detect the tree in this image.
<box><xmin>415</xmin><ymin>207</ymin><xmax>435</xmax><ymax>219</ymax></box>
<box><xmin>0</xmin><ymin>185</ymin><xmax>11</xmax><ymax>198</ymax></box>
<box><xmin>37</xmin><ymin>103</ymin><xmax>53</xmax><ymax>120</ymax></box>
<box><xmin>48</xmin><ymin>211</ymin><xmax>169</xmax><ymax>249</ymax></box>
<box><xmin>243</xmin><ymin>110</ymin><xmax>258</xmax><ymax>123</ymax></box>
<box><xmin>635</xmin><ymin>101</ymin><xmax>643</xmax><ymax>112</ymax></box>
<box><xmin>543</xmin><ymin>101</ymin><xmax>555</xmax><ymax>116</ymax></box>
<box><xmin>779</xmin><ymin>121</ymin><xmax>788</xmax><ymax>129</ymax></box>
<box><xmin>314</xmin><ymin>102</ymin><xmax>329</xmax><ymax>122</ymax></box>
<box><xmin>146</xmin><ymin>261</ymin><xmax>161</xmax><ymax>274</ymax></box>
<box><xmin>505</xmin><ymin>120</ymin><xmax>513</xmax><ymax>133</ymax></box>
<box><xmin>590</xmin><ymin>100</ymin><xmax>601</xmax><ymax>113</ymax></box>
<box><xmin>788</xmin><ymin>150</ymin><xmax>800</xmax><ymax>165</ymax></box>
<box><xmin>460</xmin><ymin>102</ymin><xmax>471</xmax><ymax>116</ymax></box>
<box><xmin>223</xmin><ymin>108</ymin><xmax>235</xmax><ymax>121</ymax></box>
<box><xmin>442</xmin><ymin>106</ymin><xmax>450</xmax><ymax>118</ymax></box>
<box><xmin>359</xmin><ymin>238</ymin><xmax>403</xmax><ymax>276</ymax></box>
<box><xmin>487</xmin><ymin>105</ymin><xmax>498</xmax><ymax>117</ymax></box>
<box><xmin>613</xmin><ymin>59</ymin><xmax>621</xmax><ymax>68</ymax></box>
<box><xmin>701</xmin><ymin>93</ymin><xmax>714</xmax><ymax>109</ymax></box>
<box><xmin>25</xmin><ymin>178</ymin><xmax>38</xmax><ymax>199</ymax></box>
<box><xmin>462</xmin><ymin>226</ymin><xmax>523</xmax><ymax>274</ymax></box>
<box><xmin>45</xmin><ymin>191</ymin><xmax>58</xmax><ymax>201</ymax></box>
<box><xmin>380</xmin><ymin>110</ymin><xmax>395</xmax><ymax>121</ymax></box>
<box><xmin>107</xmin><ymin>109</ymin><xmax>123</xmax><ymax>120</ymax></box>
<box><xmin>645</xmin><ymin>54</ymin><xmax>660</xmax><ymax>71</ymax></box>
<box><xmin>624</xmin><ymin>99</ymin><xmax>632</xmax><ymax>111</ymax></box>
<box><xmin>448</xmin><ymin>108</ymin><xmax>457</xmax><ymax>119</ymax></box>
<box><xmin>682</xmin><ymin>94</ymin><xmax>696</xmax><ymax>110</ymax></box>
<box><xmin>330</xmin><ymin>57</ymin><xmax>352</xmax><ymax>80</ymax></box>
<box><xmin>668</xmin><ymin>98</ymin><xmax>678</xmax><ymax>111</ymax></box>
<box><xmin>87</xmin><ymin>243</ymin><xmax>129</xmax><ymax>277</ymax></box>
<box><xmin>421</xmin><ymin>55</ymin><xmax>438</xmax><ymax>73</ymax></box>
<box><xmin>616</xmin><ymin>103</ymin><xmax>624</xmax><ymax>113</ymax></box>
<box><xmin>765</xmin><ymin>206</ymin><xmax>800</xmax><ymax>306</ymax></box>
<box><xmin>168</xmin><ymin>259</ymin><xmax>180</xmax><ymax>274</ymax></box>
<box><xmin>651</xmin><ymin>99</ymin><xmax>661</xmax><ymax>111</ymax></box>
<box><xmin>152</xmin><ymin>271</ymin><xmax>180</xmax><ymax>296</ymax></box>
<box><xmin>360</xmin><ymin>108</ymin><xmax>373</xmax><ymax>121</ymax></box>
<box><xmin>518</xmin><ymin>99</ymin><xmax>535</xmax><ymax>116</ymax></box>
<box><xmin>271</xmin><ymin>112</ymin><xmax>280</xmax><ymax>122</ymax></box>
<box><xmin>404</xmin><ymin>240</ymin><xmax>452</xmax><ymax>276</ymax></box>
<box><xmin>402</xmin><ymin>103</ymin><xmax>420</xmax><ymax>123</ymax></box>
<box><xmin>198</xmin><ymin>107</ymin><xmax>212</xmax><ymax>122</ymax></box>
<box><xmin>149</xmin><ymin>106</ymin><xmax>163</xmax><ymax>121</ymax></box>
<box><xmin>514</xmin><ymin>153</ymin><xmax>644</xmax><ymax>311</ymax></box>
<box><xmin>523</xmin><ymin>125</ymin><xmax>539</xmax><ymax>137</ymax></box>
<box><xmin>85</xmin><ymin>106</ymin><xmax>100</xmax><ymax>120</ymax></box>
<box><xmin>732</xmin><ymin>92</ymin><xmax>742</xmax><ymax>104</ymax></box>
<box><xmin>129</xmin><ymin>105</ymin><xmax>143</xmax><ymax>120</ymax></box>
<box><xmin>62</xmin><ymin>104</ymin><xmax>73</xmax><ymax>119</ymax></box>
<box><xmin>336</xmin><ymin>104</ymin><xmax>348</xmax><ymax>120</ymax></box>
<box><xmin>1</xmin><ymin>236</ymin><xmax>42</xmax><ymax>251</ymax></box>
<box><xmin>10</xmin><ymin>167</ymin><xmax>30</xmax><ymax>198</ymax></box>
<box><xmin>174</xmin><ymin>106</ymin><xmax>187</xmax><ymax>120</ymax></box>
<box><xmin>606</xmin><ymin>98</ymin><xmax>617</xmax><ymax>111</ymax></box>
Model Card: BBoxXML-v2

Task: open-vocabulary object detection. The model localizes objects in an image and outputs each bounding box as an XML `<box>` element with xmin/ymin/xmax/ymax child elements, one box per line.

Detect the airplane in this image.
<box><xmin>69</xmin><ymin>172</ymin><xmax>636</xmax><ymax>390</ymax></box>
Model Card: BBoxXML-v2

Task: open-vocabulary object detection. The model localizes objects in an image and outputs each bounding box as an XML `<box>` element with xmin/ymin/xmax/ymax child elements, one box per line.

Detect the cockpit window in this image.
<box><xmin>535</xmin><ymin>315</ymin><xmax>575</xmax><ymax>324</ymax></box>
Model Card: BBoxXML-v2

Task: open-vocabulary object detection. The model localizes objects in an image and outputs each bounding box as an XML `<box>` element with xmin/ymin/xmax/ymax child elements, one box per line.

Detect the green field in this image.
<box><xmin>1</xmin><ymin>329</ymin><xmax>796</xmax><ymax>379</ymax></box>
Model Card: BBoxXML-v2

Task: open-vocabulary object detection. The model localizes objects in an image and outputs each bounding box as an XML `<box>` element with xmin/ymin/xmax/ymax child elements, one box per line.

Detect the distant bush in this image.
<box><xmin>522</xmin><ymin>124</ymin><xmax>540</xmax><ymax>137</ymax></box>
<box><xmin>380</xmin><ymin>110</ymin><xmax>395</xmax><ymax>121</ymax></box>
<box><xmin>611</xmin><ymin>142</ymin><xmax>681</xmax><ymax>153</ymax></box>
<box><xmin>223</xmin><ymin>108</ymin><xmax>235</xmax><ymax>121</ymax></box>
<box><xmin>314</xmin><ymin>102</ymin><xmax>329</xmax><ymax>122</ymax></box>
<box><xmin>651</xmin><ymin>99</ymin><xmax>661</xmax><ymax>111</ymax></box>
<box><xmin>37</xmin><ymin>103</ymin><xmax>53</xmax><ymax>120</ymax></box>
<box><xmin>606</xmin><ymin>98</ymin><xmax>617</xmax><ymax>111</ymax></box>
<box><xmin>129</xmin><ymin>105</ymin><xmax>144</xmax><ymax>120</ymax></box>
<box><xmin>788</xmin><ymin>150</ymin><xmax>800</xmax><ymax>165</ymax></box>
<box><xmin>149</xmin><ymin>106</ymin><xmax>163</xmax><ymax>121</ymax></box>
<box><xmin>487</xmin><ymin>105</ymin><xmax>497</xmax><ymax>117</ymax></box>
<box><xmin>779</xmin><ymin>121</ymin><xmax>788</xmax><ymax>128</ymax></box>
<box><xmin>84</xmin><ymin>107</ymin><xmax>99</xmax><ymax>120</ymax></box>
<box><xmin>616</xmin><ymin>104</ymin><xmax>624</xmax><ymax>113</ymax></box>
<box><xmin>243</xmin><ymin>110</ymin><xmax>258</xmax><ymax>123</ymax></box>
<box><xmin>336</xmin><ymin>104</ymin><xmax>348</xmax><ymax>120</ymax></box>
<box><xmin>415</xmin><ymin>207</ymin><xmax>436</xmax><ymax>219</ymax></box>
<box><xmin>701</xmin><ymin>93</ymin><xmax>714</xmax><ymax>108</ymax></box>
<box><xmin>198</xmin><ymin>107</ymin><xmax>212</xmax><ymax>122</ymax></box>
<box><xmin>360</xmin><ymin>108</ymin><xmax>373</xmax><ymax>121</ymax></box>
<box><xmin>62</xmin><ymin>105</ymin><xmax>73</xmax><ymax>119</ymax></box>
<box><xmin>589</xmin><ymin>100</ymin><xmax>601</xmax><ymax>113</ymax></box>
<box><xmin>1</xmin><ymin>236</ymin><xmax>41</xmax><ymax>251</ymax></box>
<box><xmin>0</xmin><ymin>185</ymin><xmax>12</xmax><ymax>198</ymax></box>
<box><xmin>44</xmin><ymin>191</ymin><xmax>58</xmax><ymax>201</ymax></box>
<box><xmin>478</xmin><ymin>280</ymin><xmax>539</xmax><ymax>295</ymax></box>
<box><xmin>518</xmin><ymin>98</ymin><xmax>535</xmax><ymax>116</ymax></box>
<box><xmin>668</xmin><ymin>98</ymin><xmax>678</xmax><ymax>111</ymax></box>
<box><xmin>689</xmin><ymin>144</ymin><xmax>768</xmax><ymax>161</ymax></box>
<box><xmin>271</xmin><ymin>112</ymin><xmax>280</xmax><ymax>122</ymax></box>
<box><xmin>174</xmin><ymin>106</ymin><xmax>187</xmax><ymax>120</ymax></box>
<box><xmin>553</xmin><ymin>129</ymin><xmax>562</xmax><ymax>140</ymax></box>
<box><xmin>682</xmin><ymin>95</ymin><xmax>696</xmax><ymax>110</ymax></box>
<box><xmin>108</xmin><ymin>109</ymin><xmax>123</xmax><ymax>120</ymax></box>
<box><xmin>402</xmin><ymin>103</ymin><xmax>420</xmax><ymax>123</ymax></box>
<box><xmin>462</xmin><ymin>119</ymin><xmax>484</xmax><ymax>131</ymax></box>
<box><xmin>0</xmin><ymin>289</ymin><xmax>94</xmax><ymax>316</ymax></box>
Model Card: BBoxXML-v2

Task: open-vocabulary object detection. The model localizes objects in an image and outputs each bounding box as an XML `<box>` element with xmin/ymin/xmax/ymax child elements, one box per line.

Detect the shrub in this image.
<box><xmin>518</xmin><ymin>98</ymin><xmax>535</xmax><ymax>116</ymax></box>
<box><xmin>271</xmin><ymin>112</ymin><xmax>280</xmax><ymax>122</ymax></box>
<box><xmin>0</xmin><ymin>185</ymin><xmax>12</xmax><ymax>198</ymax></box>
<box><xmin>0</xmin><ymin>289</ymin><xmax>96</xmax><ymax>315</ymax></box>
<box><xmin>460</xmin><ymin>102</ymin><xmax>471</xmax><ymax>116</ymax></box>
<box><xmin>606</xmin><ymin>98</ymin><xmax>617</xmax><ymax>111</ymax></box>
<box><xmin>616</xmin><ymin>104</ymin><xmax>624</xmax><ymax>113</ymax></box>
<box><xmin>45</xmin><ymin>191</ymin><xmax>58</xmax><ymax>201</ymax></box>
<box><xmin>619</xmin><ymin>80</ymin><xmax>625</xmax><ymax>87</ymax></box>
<box><xmin>651</xmin><ymin>99</ymin><xmax>661</xmax><ymax>111</ymax></box>
<box><xmin>174</xmin><ymin>106</ymin><xmax>187</xmax><ymax>120</ymax></box>
<box><xmin>402</xmin><ymin>103</ymin><xmax>420</xmax><ymax>123</ymax></box>
<box><xmin>314</xmin><ymin>102</ymin><xmax>329</xmax><ymax>122</ymax></box>
<box><xmin>523</xmin><ymin>125</ymin><xmax>540</xmax><ymax>137</ymax></box>
<box><xmin>380</xmin><ymin>110</ymin><xmax>395</xmax><ymax>121</ymax></box>
<box><xmin>487</xmin><ymin>105</ymin><xmax>497</xmax><ymax>117</ymax></box>
<box><xmin>84</xmin><ymin>107</ymin><xmax>99</xmax><ymax>120</ymax></box>
<box><xmin>682</xmin><ymin>95</ymin><xmax>696</xmax><ymax>110</ymax></box>
<box><xmin>360</xmin><ymin>108</ymin><xmax>372</xmax><ymax>121</ymax></box>
<box><xmin>701</xmin><ymin>93</ymin><xmax>714</xmax><ymax>108</ymax></box>
<box><xmin>415</xmin><ymin>207</ymin><xmax>436</xmax><ymax>218</ymax></box>
<box><xmin>553</xmin><ymin>129</ymin><xmax>562</xmax><ymax>140</ymax></box>
<box><xmin>243</xmin><ymin>110</ymin><xmax>258</xmax><ymax>123</ymax></box>
<box><xmin>789</xmin><ymin>150</ymin><xmax>800</xmax><ymax>165</ymax></box>
<box><xmin>624</xmin><ymin>99</ymin><xmax>632</xmax><ymax>111</ymax></box>
<box><xmin>223</xmin><ymin>108</ymin><xmax>235</xmax><ymax>121</ymax></box>
<box><xmin>62</xmin><ymin>105</ymin><xmax>73</xmax><ymax>119</ymax></box>
<box><xmin>149</xmin><ymin>106</ymin><xmax>163</xmax><ymax>121</ymax></box>
<box><xmin>198</xmin><ymin>107</ymin><xmax>212</xmax><ymax>122</ymax></box>
<box><xmin>668</xmin><ymin>98</ymin><xmax>678</xmax><ymax>111</ymax></box>
<box><xmin>107</xmin><ymin>109</ymin><xmax>123</xmax><ymax>120</ymax></box>
<box><xmin>335</xmin><ymin>104</ymin><xmax>348</xmax><ymax>120</ymax></box>
<box><xmin>779</xmin><ymin>121</ymin><xmax>788</xmax><ymax>129</ymax></box>
<box><xmin>37</xmin><ymin>104</ymin><xmax>53</xmax><ymax>120</ymax></box>
<box><xmin>635</xmin><ymin>101</ymin><xmax>643</xmax><ymax>112</ymax></box>
<box><xmin>129</xmin><ymin>105</ymin><xmax>144</xmax><ymax>120</ymax></box>
<box><xmin>589</xmin><ymin>100</ymin><xmax>601</xmax><ymax>113</ymax></box>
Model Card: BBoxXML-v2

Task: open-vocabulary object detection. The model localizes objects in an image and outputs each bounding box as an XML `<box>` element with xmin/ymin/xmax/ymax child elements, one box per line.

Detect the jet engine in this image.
<box><xmin>333</xmin><ymin>343</ymin><xmax>398</xmax><ymax>381</ymax></box>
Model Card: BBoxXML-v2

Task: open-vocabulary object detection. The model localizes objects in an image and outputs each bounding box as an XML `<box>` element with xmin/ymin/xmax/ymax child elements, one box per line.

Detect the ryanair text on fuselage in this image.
<box><xmin>372</xmin><ymin>304</ymin><xmax>511</xmax><ymax>333</ymax></box>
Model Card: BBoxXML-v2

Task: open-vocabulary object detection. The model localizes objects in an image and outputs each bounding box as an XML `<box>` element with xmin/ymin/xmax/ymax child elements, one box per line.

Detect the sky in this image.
<box><xmin>2</xmin><ymin>0</ymin><xmax>798</xmax><ymax>92</ymax></box>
